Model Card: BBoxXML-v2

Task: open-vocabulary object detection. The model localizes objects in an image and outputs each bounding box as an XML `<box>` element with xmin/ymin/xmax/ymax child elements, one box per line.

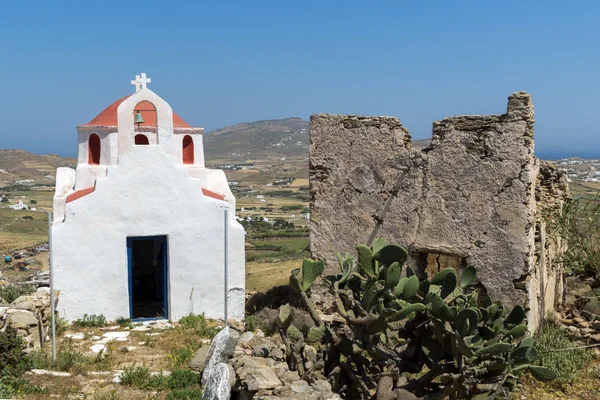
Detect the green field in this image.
<box><xmin>0</xmin><ymin>209</ymin><xmax>49</xmax><ymax>254</ymax></box>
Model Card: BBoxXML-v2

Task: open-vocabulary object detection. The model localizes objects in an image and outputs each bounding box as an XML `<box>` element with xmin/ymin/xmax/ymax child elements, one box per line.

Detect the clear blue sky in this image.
<box><xmin>0</xmin><ymin>1</ymin><xmax>598</xmax><ymax>158</ymax></box>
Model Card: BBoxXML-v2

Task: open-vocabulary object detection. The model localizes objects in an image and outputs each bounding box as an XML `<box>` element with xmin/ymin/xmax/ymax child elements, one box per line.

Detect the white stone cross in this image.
<box><xmin>130</xmin><ymin>72</ymin><xmax>151</xmax><ymax>93</ymax></box>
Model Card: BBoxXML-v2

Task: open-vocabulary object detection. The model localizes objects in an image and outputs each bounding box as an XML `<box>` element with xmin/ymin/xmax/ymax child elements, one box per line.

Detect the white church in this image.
<box><xmin>51</xmin><ymin>73</ymin><xmax>245</xmax><ymax>322</ymax></box>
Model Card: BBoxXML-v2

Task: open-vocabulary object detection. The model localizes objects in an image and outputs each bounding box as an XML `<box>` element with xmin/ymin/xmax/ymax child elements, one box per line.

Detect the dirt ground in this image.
<box><xmin>20</xmin><ymin>319</ymin><xmax>217</xmax><ymax>399</ymax></box>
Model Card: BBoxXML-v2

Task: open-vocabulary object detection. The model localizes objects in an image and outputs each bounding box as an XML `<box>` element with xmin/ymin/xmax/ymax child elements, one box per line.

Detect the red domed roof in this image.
<box><xmin>83</xmin><ymin>95</ymin><xmax>191</xmax><ymax>128</ymax></box>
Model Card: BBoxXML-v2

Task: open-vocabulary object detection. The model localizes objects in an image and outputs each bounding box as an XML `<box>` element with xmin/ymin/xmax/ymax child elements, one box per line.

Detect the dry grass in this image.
<box><xmin>290</xmin><ymin>178</ymin><xmax>309</xmax><ymax>187</ymax></box>
<box><xmin>246</xmin><ymin>258</ymin><xmax>302</xmax><ymax>292</ymax></box>
<box><xmin>20</xmin><ymin>317</ymin><xmax>218</xmax><ymax>399</ymax></box>
<box><xmin>516</xmin><ymin>359</ymin><xmax>600</xmax><ymax>399</ymax></box>
<box><xmin>0</xmin><ymin>209</ymin><xmax>49</xmax><ymax>254</ymax></box>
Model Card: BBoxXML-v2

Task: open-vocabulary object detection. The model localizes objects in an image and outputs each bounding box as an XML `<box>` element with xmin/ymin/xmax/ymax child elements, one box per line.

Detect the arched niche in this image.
<box><xmin>88</xmin><ymin>134</ymin><xmax>101</xmax><ymax>165</ymax></box>
<box><xmin>134</xmin><ymin>134</ymin><xmax>149</xmax><ymax>145</ymax></box>
<box><xmin>133</xmin><ymin>101</ymin><xmax>158</xmax><ymax>143</ymax></box>
<box><xmin>183</xmin><ymin>135</ymin><xmax>194</xmax><ymax>164</ymax></box>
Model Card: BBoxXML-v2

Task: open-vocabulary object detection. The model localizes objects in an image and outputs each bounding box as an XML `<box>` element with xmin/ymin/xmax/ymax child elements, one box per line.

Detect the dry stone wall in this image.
<box><xmin>309</xmin><ymin>92</ymin><xmax>568</xmax><ymax>330</ymax></box>
<box><xmin>1</xmin><ymin>286</ymin><xmax>59</xmax><ymax>351</ymax></box>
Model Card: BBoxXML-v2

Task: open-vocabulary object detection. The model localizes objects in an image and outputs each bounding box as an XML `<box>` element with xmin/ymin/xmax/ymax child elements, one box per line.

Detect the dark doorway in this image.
<box><xmin>127</xmin><ymin>236</ymin><xmax>168</xmax><ymax>319</ymax></box>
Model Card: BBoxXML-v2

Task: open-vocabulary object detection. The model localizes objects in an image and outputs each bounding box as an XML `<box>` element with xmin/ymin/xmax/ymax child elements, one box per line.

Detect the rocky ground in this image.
<box><xmin>196</xmin><ymin>323</ymin><xmax>339</xmax><ymax>400</ymax></box>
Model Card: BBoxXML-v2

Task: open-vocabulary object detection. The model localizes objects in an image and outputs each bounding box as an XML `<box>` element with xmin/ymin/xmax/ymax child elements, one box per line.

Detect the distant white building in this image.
<box><xmin>10</xmin><ymin>200</ymin><xmax>27</xmax><ymax>210</ymax></box>
<box><xmin>256</xmin><ymin>195</ymin><xmax>265</xmax><ymax>199</ymax></box>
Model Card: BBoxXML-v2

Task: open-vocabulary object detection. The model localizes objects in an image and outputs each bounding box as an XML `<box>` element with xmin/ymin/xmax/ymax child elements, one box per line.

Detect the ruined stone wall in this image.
<box><xmin>309</xmin><ymin>92</ymin><xmax>568</xmax><ymax>331</ymax></box>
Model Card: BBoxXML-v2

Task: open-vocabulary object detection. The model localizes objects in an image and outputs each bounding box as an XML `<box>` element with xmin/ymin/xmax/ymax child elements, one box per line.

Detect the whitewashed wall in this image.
<box><xmin>52</xmin><ymin>146</ymin><xmax>245</xmax><ymax>322</ymax></box>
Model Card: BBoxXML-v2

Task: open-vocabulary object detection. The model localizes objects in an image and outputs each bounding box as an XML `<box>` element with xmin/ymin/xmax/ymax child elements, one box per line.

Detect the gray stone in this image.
<box><xmin>290</xmin><ymin>380</ymin><xmax>312</xmax><ymax>394</ymax></box>
<box><xmin>10</xmin><ymin>295</ymin><xmax>38</xmax><ymax>311</ymax></box>
<box><xmin>273</xmin><ymin>385</ymin><xmax>293</xmax><ymax>397</ymax></box>
<box><xmin>269</xmin><ymin>348</ymin><xmax>284</xmax><ymax>361</ymax></box>
<box><xmin>235</xmin><ymin>356</ymin><xmax>276</xmax><ymax>380</ymax></box>
<box><xmin>281</xmin><ymin>370</ymin><xmax>301</xmax><ymax>384</ymax></box>
<box><xmin>272</xmin><ymin>362</ymin><xmax>290</xmax><ymax>377</ymax></box>
<box><xmin>312</xmin><ymin>379</ymin><xmax>333</xmax><ymax>394</ymax></box>
<box><xmin>252</xmin><ymin>343</ymin><xmax>273</xmax><ymax>358</ymax></box>
<box><xmin>248</xmin><ymin>334</ymin><xmax>268</xmax><ymax>349</ymax></box>
<box><xmin>238</xmin><ymin>331</ymin><xmax>255</xmax><ymax>347</ymax></box>
<box><xmin>6</xmin><ymin>310</ymin><xmax>38</xmax><ymax>329</ymax></box>
<box><xmin>228</xmin><ymin>319</ymin><xmax>245</xmax><ymax>333</ymax></box>
<box><xmin>202</xmin><ymin>327</ymin><xmax>240</xmax><ymax>386</ymax></box>
<box><xmin>590</xmin><ymin>334</ymin><xmax>600</xmax><ymax>342</ymax></box>
<box><xmin>246</xmin><ymin>368</ymin><xmax>282</xmax><ymax>391</ymax></box>
<box><xmin>202</xmin><ymin>362</ymin><xmax>232</xmax><ymax>400</ymax></box>
<box><xmin>309</xmin><ymin>93</ymin><xmax>568</xmax><ymax>332</ymax></box>
<box><xmin>189</xmin><ymin>345</ymin><xmax>211</xmax><ymax>373</ymax></box>
<box><xmin>302</xmin><ymin>345</ymin><xmax>317</xmax><ymax>364</ymax></box>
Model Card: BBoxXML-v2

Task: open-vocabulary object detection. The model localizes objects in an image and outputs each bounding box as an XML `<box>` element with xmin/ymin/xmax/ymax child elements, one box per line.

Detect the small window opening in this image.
<box><xmin>182</xmin><ymin>135</ymin><xmax>194</xmax><ymax>164</ymax></box>
<box><xmin>135</xmin><ymin>134</ymin><xmax>149</xmax><ymax>145</ymax></box>
<box><xmin>88</xmin><ymin>134</ymin><xmax>101</xmax><ymax>165</ymax></box>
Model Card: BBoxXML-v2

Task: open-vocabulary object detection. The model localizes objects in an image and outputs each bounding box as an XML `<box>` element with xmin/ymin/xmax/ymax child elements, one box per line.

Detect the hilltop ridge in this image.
<box><xmin>203</xmin><ymin>117</ymin><xmax>309</xmax><ymax>161</ymax></box>
<box><xmin>0</xmin><ymin>150</ymin><xmax>76</xmax><ymax>187</ymax></box>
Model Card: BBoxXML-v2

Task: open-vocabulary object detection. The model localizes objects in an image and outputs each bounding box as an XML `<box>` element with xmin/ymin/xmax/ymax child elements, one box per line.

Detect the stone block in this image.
<box><xmin>202</xmin><ymin>362</ymin><xmax>233</xmax><ymax>400</ymax></box>
<box><xmin>202</xmin><ymin>327</ymin><xmax>240</xmax><ymax>385</ymax></box>
<box><xmin>189</xmin><ymin>345</ymin><xmax>211</xmax><ymax>373</ymax></box>
<box><xmin>246</xmin><ymin>368</ymin><xmax>282</xmax><ymax>391</ymax></box>
<box><xmin>6</xmin><ymin>310</ymin><xmax>38</xmax><ymax>329</ymax></box>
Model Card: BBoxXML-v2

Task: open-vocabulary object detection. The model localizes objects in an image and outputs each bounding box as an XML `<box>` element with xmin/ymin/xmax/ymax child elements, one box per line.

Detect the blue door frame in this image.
<box><xmin>126</xmin><ymin>235</ymin><xmax>169</xmax><ymax>321</ymax></box>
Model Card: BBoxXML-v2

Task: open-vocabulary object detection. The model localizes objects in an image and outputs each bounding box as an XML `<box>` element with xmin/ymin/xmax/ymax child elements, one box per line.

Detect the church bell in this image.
<box><xmin>134</xmin><ymin>111</ymin><xmax>145</xmax><ymax>126</ymax></box>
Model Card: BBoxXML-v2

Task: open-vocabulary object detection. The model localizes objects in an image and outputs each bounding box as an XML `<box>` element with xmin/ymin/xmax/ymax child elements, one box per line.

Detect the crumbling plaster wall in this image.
<box><xmin>310</xmin><ymin>92</ymin><xmax>568</xmax><ymax>330</ymax></box>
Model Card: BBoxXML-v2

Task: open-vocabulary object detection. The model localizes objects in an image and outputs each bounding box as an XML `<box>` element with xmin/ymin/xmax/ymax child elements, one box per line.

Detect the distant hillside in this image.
<box><xmin>0</xmin><ymin>150</ymin><xmax>76</xmax><ymax>188</ymax></box>
<box><xmin>412</xmin><ymin>138</ymin><xmax>431</xmax><ymax>148</ymax></box>
<box><xmin>203</xmin><ymin>117</ymin><xmax>309</xmax><ymax>161</ymax></box>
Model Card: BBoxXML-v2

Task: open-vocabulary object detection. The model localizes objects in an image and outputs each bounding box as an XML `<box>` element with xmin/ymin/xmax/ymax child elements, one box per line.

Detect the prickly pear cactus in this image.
<box><xmin>326</xmin><ymin>239</ymin><xmax>555</xmax><ymax>399</ymax></box>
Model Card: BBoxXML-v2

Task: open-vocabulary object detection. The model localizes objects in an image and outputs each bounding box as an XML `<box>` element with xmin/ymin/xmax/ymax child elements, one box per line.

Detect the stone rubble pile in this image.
<box><xmin>558</xmin><ymin>313</ymin><xmax>600</xmax><ymax>342</ymax></box>
<box><xmin>0</xmin><ymin>286</ymin><xmax>59</xmax><ymax>351</ymax></box>
<box><xmin>197</xmin><ymin>325</ymin><xmax>339</xmax><ymax>400</ymax></box>
<box><xmin>559</xmin><ymin>275</ymin><xmax>600</xmax><ymax>343</ymax></box>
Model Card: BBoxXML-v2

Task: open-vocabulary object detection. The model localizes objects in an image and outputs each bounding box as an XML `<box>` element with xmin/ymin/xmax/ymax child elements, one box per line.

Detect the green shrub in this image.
<box><xmin>54</xmin><ymin>315</ymin><xmax>69</xmax><ymax>336</ymax></box>
<box><xmin>552</xmin><ymin>195</ymin><xmax>600</xmax><ymax>276</ymax></box>
<box><xmin>0</xmin><ymin>327</ymin><xmax>44</xmax><ymax>398</ymax></box>
<box><xmin>120</xmin><ymin>366</ymin><xmax>151</xmax><ymax>387</ymax></box>
<box><xmin>0</xmin><ymin>326</ymin><xmax>29</xmax><ymax>373</ymax></box>
<box><xmin>0</xmin><ymin>284</ymin><xmax>35</xmax><ymax>303</ymax></box>
<box><xmin>29</xmin><ymin>200</ymin><xmax>37</xmax><ymax>204</ymax></box>
<box><xmin>244</xmin><ymin>315</ymin><xmax>259</xmax><ymax>331</ymax></box>
<box><xmin>115</xmin><ymin>317</ymin><xmax>133</xmax><ymax>329</ymax></box>
<box><xmin>22</xmin><ymin>215</ymin><xmax>33</xmax><ymax>220</ymax></box>
<box><xmin>178</xmin><ymin>313</ymin><xmax>219</xmax><ymax>338</ymax></box>
<box><xmin>534</xmin><ymin>318</ymin><xmax>594</xmax><ymax>383</ymax></box>
<box><xmin>120</xmin><ymin>366</ymin><xmax>198</xmax><ymax>391</ymax></box>
<box><xmin>0</xmin><ymin>373</ymin><xmax>45</xmax><ymax>398</ymax></box>
<box><xmin>73</xmin><ymin>314</ymin><xmax>107</xmax><ymax>328</ymax></box>
<box><xmin>167</xmin><ymin>388</ymin><xmax>203</xmax><ymax>399</ymax></box>
<box><xmin>167</xmin><ymin>369</ymin><xmax>198</xmax><ymax>389</ymax></box>
<box><xmin>170</xmin><ymin>345</ymin><xmax>197</xmax><ymax>368</ymax></box>
<box><xmin>30</xmin><ymin>340</ymin><xmax>112</xmax><ymax>373</ymax></box>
